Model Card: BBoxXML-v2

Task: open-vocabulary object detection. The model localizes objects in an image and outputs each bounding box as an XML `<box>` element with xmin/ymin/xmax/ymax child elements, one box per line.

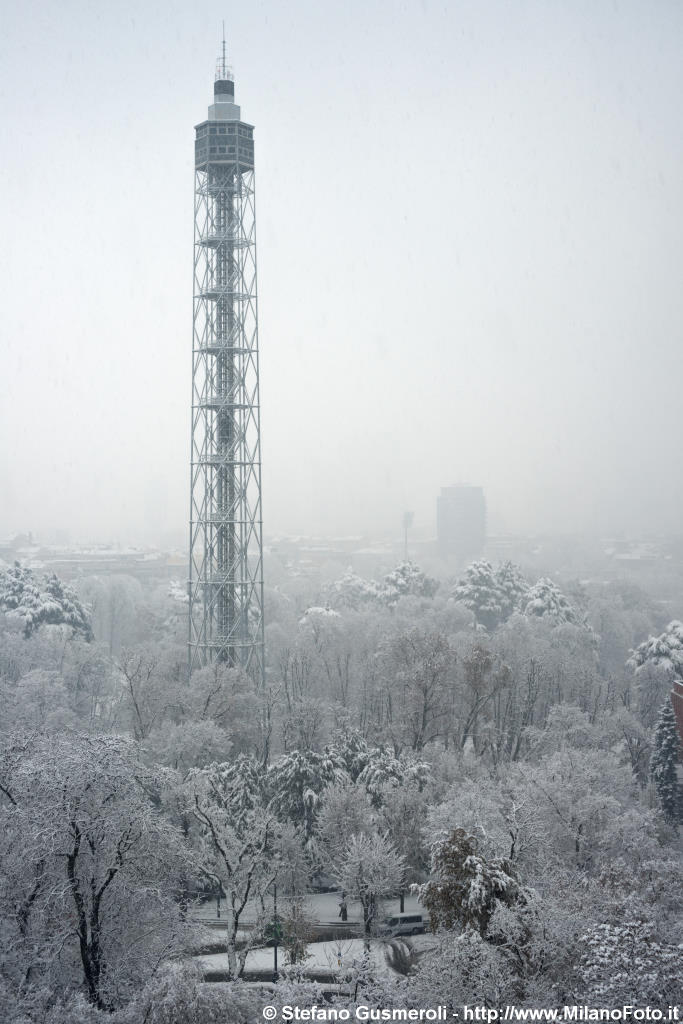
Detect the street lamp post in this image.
<box><xmin>272</xmin><ymin>882</ymin><xmax>279</xmax><ymax>982</ymax></box>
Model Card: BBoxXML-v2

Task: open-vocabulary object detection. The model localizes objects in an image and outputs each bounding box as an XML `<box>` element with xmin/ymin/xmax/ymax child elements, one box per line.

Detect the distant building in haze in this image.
<box><xmin>437</xmin><ymin>485</ymin><xmax>486</xmax><ymax>565</ymax></box>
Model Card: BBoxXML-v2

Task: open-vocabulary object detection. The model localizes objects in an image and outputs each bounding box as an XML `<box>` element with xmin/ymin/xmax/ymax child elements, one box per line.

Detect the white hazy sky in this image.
<box><xmin>1</xmin><ymin>0</ymin><xmax>682</xmax><ymax>545</ymax></box>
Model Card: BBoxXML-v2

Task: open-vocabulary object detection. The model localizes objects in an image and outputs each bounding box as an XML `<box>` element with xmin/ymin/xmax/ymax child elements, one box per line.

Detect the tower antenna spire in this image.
<box><xmin>215</xmin><ymin>20</ymin><xmax>232</xmax><ymax>81</ymax></box>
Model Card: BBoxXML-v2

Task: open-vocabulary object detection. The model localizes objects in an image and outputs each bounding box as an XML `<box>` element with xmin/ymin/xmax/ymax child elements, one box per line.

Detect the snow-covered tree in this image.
<box><xmin>266</xmin><ymin>748</ymin><xmax>349</xmax><ymax>843</ymax></box>
<box><xmin>398</xmin><ymin>927</ymin><xmax>515</xmax><ymax>1011</ymax></box>
<box><xmin>451</xmin><ymin>560</ymin><xmax>529</xmax><ymax>633</ymax></box>
<box><xmin>195</xmin><ymin>754</ymin><xmax>265</xmax><ymax>828</ymax></box>
<box><xmin>331</xmin><ymin>727</ymin><xmax>372</xmax><ymax>780</ymax></box>
<box><xmin>280</xmin><ymin>897</ymin><xmax>315</xmax><ymax>966</ymax></box>
<box><xmin>185</xmin><ymin>662</ymin><xmax>264</xmax><ymax>757</ymax></box>
<box><xmin>419</xmin><ymin>827</ymin><xmax>525</xmax><ymax>936</ymax></box>
<box><xmin>316</xmin><ymin>780</ymin><xmax>376</xmax><ymax>855</ymax></box>
<box><xmin>298</xmin><ymin>605</ymin><xmax>342</xmax><ymax>628</ymax></box>
<box><xmin>130</xmin><ymin>962</ymin><xmax>265</xmax><ymax>1024</ymax></box>
<box><xmin>0</xmin><ymin>564</ymin><xmax>92</xmax><ymax>640</ymax></box>
<box><xmin>496</xmin><ymin>561</ymin><xmax>529</xmax><ymax>619</ymax></box>
<box><xmin>522</xmin><ymin>577</ymin><xmax>579</xmax><ymax>625</ymax></box>
<box><xmin>77</xmin><ymin>573</ymin><xmax>143</xmax><ymax>653</ymax></box>
<box><xmin>375</xmin><ymin>629</ymin><xmax>455</xmax><ymax>752</ymax></box>
<box><xmin>356</xmin><ymin>749</ymin><xmax>431</xmax><ymax>807</ymax></box>
<box><xmin>144</xmin><ymin>719</ymin><xmax>232</xmax><ymax>772</ymax></box>
<box><xmin>513</xmin><ymin>744</ymin><xmax>654</xmax><ymax>873</ymax></box>
<box><xmin>116</xmin><ymin>646</ymin><xmax>176</xmax><ymax>741</ymax></box>
<box><xmin>323</xmin><ymin>570</ymin><xmax>381</xmax><ymax>610</ymax></box>
<box><xmin>378</xmin><ymin>562</ymin><xmax>439</xmax><ymax>607</ymax></box>
<box><xmin>451</xmin><ymin>560</ymin><xmax>506</xmax><ymax>631</ymax></box>
<box><xmin>0</xmin><ymin>669</ymin><xmax>78</xmax><ymax>734</ymax></box>
<box><xmin>188</xmin><ymin>761</ymin><xmax>286</xmax><ymax>978</ymax></box>
<box><xmin>577</xmin><ymin>921</ymin><xmax>681</xmax><ymax>1006</ymax></box>
<box><xmin>375</xmin><ymin>780</ymin><xmax>430</xmax><ymax>879</ymax></box>
<box><xmin>649</xmin><ymin>701</ymin><xmax>681</xmax><ymax>823</ymax></box>
<box><xmin>0</xmin><ymin>731</ymin><xmax>190</xmax><ymax>1011</ymax></box>
<box><xmin>332</xmin><ymin>832</ymin><xmax>405</xmax><ymax>937</ymax></box>
<box><xmin>452</xmin><ymin>640</ymin><xmax>506</xmax><ymax>752</ymax></box>
<box><xmin>628</xmin><ymin>620</ymin><xmax>683</xmax><ymax>680</ymax></box>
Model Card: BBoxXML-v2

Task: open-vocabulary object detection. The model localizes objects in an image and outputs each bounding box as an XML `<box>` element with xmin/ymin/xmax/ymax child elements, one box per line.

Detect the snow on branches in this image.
<box><xmin>356</xmin><ymin>750</ymin><xmax>431</xmax><ymax>806</ymax></box>
<box><xmin>577</xmin><ymin>921</ymin><xmax>681</xmax><ymax>1005</ymax></box>
<box><xmin>0</xmin><ymin>563</ymin><xmax>92</xmax><ymax>640</ymax></box>
<box><xmin>522</xmin><ymin>577</ymin><xmax>579</xmax><ymax>625</ymax></box>
<box><xmin>331</xmin><ymin>832</ymin><xmax>405</xmax><ymax>936</ymax></box>
<box><xmin>419</xmin><ymin>827</ymin><xmax>525</xmax><ymax>936</ymax></box>
<box><xmin>0</xmin><ymin>731</ymin><xmax>189</xmax><ymax>1011</ymax></box>
<box><xmin>266</xmin><ymin>747</ymin><xmax>348</xmax><ymax>843</ymax></box>
<box><xmin>323</xmin><ymin>562</ymin><xmax>438</xmax><ymax>611</ymax></box>
<box><xmin>451</xmin><ymin>560</ymin><xmax>528</xmax><ymax>631</ymax></box>
<box><xmin>628</xmin><ymin>620</ymin><xmax>683</xmax><ymax>681</ymax></box>
<box><xmin>379</xmin><ymin>562</ymin><xmax>439</xmax><ymax>607</ymax></box>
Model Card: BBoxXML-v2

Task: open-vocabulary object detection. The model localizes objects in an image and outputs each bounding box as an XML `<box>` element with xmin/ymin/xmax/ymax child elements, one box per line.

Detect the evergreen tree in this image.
<box><xmin>0</xmin><ymin>563</ymin><xmax>92</xmax><ymax>640</ymax></box>
<box><xmin>419</xmin><ymin>827</ymin><xmax>526</xmax><ymax>936</ymax></box>
<box><xmin>496</xmin><ymin>561</ymin><xmax>529</xmax><ymax>619</ymax></box>
<box><xmin>522</xmin><ymin>577</ymin><xmax>578</xmax><ymax>625</ymax></box>
<box><xmin>266</xmin><ymin>748</ymin><xmax>349</xmax><ymax>841</ymax></box>
<box><xmin>379</xmin><ymin>562</ymin><xmax>439</xmax><ymax>606</ymax></box>
<box><xmin>451</xmin><ymin>560</ymin><xmax>505</xmax><ymax>631</ymax></box>
<box><xmin>202</xmin><ymin>754</ymin><xmax>266</xmax><ymax>828</ymax></box>
<box><xmin>357</xmin><ymin>749</ymin><xmax>431</xmax><ymax>807</ymax></box>
<box><xmin>650</xmin><ymin>701</ymin><xmax>681</xmax><ymax>824</ymax></box>
<box><xmin>628</xmin><ymin>620</ymin><xmax>683</xmax><ymax>678</ymax></box>
<box><xmin>331</xmin><ymin>727</ymin><xmax>371</xmax><ymax>780</ymax></box>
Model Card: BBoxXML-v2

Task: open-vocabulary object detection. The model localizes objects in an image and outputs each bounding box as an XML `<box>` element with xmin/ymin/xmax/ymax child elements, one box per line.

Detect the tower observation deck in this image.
<box><xmin>189</xmin><ymin>46</ymin><xmax>265</xmax><ymax>682</ymax></box>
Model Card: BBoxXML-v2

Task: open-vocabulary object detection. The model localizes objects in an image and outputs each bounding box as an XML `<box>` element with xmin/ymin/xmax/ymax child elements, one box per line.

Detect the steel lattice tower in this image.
<box><xmin>189</xmin><ymin>44</ymin><xmax>265</xmax><ymax>682</ymax></box>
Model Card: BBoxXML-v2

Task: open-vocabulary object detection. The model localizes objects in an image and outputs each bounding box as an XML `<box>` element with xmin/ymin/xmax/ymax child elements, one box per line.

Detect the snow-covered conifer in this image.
<box><xmin>496</xmin><ymin>560</ymin><xmax>529</xmax><ymax>618</ymax></box>
<box><xmin>330</xmin><ymin>726</ymin><xmax>371</xmax><ymax>780</ymax></box>
<box><xmin>522</xmin><ymin>577</ymin><xmax>578</xmax><ymax>625</ymax></box>
<box><xmin>199</xmin><ymin>754</ymin><xmax>265</xmax><ymax>827</ymax></box>
<box><xmin>419</xmin><ymin>827</ymin><xmax>524</xmax><ymax>936</ymax></box>
<box><xmin>379</xmin><ymin>562</ymin><xmax>439</xmax><ymax>607</ymax></box>
<box><xmin>628</xmin><ymin>620</ymin><xmax>683</xmax><ymax>679</ymax></box>
<box><xmin>0</xmin><ymin>563</ymin><xmax>92</xmax><ymax>640</ymax></box>
<box><xmin>356</xmin><ymin>749</ymin><xmax>431</xmax><ymax>806</ymax></box>
<box><xmin>266</xmin><ymin>748</ymin><xmax>349</xmax><ymax>841</ymax></box>
<box><xmin>451</xmin><ymin>560</ymin><xmax>506</xmax><ymax>631</ymax></box>
<box><xmin>650</xmin><ymin>701</ymin><xmax>681</xmax><ymax>823</ymax></box>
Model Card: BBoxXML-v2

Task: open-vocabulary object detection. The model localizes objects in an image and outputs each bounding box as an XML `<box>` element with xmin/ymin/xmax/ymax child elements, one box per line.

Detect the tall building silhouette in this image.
<box><xmin>437</xmin><ymin>484</ymin><xmax>486</xmax><ymax>565</ymax></box>
<box><xmin>189</xmin><ymin>40</ymin><xmax>265</xmax><ymax>682</ymax></box>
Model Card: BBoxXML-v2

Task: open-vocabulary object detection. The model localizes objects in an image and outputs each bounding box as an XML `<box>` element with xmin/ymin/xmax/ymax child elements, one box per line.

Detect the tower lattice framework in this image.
<box><xmin>189</xmin><ymin>52</ymin><xmax>265</xmax><ymax>682</ymax></box>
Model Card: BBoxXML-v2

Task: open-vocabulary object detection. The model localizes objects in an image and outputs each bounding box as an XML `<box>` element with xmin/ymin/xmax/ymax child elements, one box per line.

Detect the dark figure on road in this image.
<box><xmin>338</xmin><ymin>899</ymin><xmax>348</xmax><ymax>922</ymax></box>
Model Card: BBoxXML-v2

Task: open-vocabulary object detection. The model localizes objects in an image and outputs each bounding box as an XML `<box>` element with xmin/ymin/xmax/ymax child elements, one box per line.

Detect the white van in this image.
<box><xmin>379</xmin><ymin>913</ymin><xmax>426</xmax><ymax>936</ymax></box>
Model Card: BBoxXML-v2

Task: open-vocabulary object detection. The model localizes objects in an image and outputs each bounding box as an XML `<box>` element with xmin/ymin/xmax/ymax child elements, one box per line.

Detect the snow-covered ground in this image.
<box><xmin>191</xmin><ymin>890</ymin><xmax>423</xmax><ymax>925</ymax></box>
<box><xmin>196</xmin><ymin>933</ymin><xmax>436</xmax><ymax>978</ymax></box>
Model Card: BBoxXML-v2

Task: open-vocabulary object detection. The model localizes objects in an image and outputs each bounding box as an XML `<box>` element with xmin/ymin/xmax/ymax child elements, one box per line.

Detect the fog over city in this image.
<box><xmin>2</xmin><ymin>0</ymin><xmax>683</xmax><ymax>545</ymax></box>
<box><xmin>3</xmin><ymin>5</ymin><xmax>683</xmax><ymax>1019</ymax></box>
